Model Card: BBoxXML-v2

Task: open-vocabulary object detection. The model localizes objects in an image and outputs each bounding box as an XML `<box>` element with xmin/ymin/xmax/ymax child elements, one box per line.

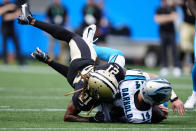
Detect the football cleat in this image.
<box><xmin>18</xmin><ymin>3</ymin><xmax>33</xmax><ymax>25</ymax></box>
<box><xmin>160</xmin><ymin>67</ymin><xmax>169</xmax><ymax>77</ymax></box>
<box><xmin>31</xmin><ymin>47</ymin><xmax>50</xmax><ymax>64</ymax></box>
<box><xmin>82</xmin><ymin>24</ymin><xmax>97</xmax><ymax>46</ymax></box>
<box><xmin>184</xmin><ymin>92</ymin><xmax>196</xmax><ymax>109</ymax></box>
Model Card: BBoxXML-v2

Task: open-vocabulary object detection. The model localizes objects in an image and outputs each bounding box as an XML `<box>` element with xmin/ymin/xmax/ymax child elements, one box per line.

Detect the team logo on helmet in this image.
<box><xmin>88</xmin><ymin>70</ymin><xmax>119</xmax><ymax>102</ymax></box>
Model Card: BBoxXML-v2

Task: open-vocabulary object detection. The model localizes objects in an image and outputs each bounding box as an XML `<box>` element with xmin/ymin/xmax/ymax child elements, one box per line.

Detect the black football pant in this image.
<box><xmin>160</xmin><ymin>32</ymin><xmax>180</xmax><ymax>67</ymax></box>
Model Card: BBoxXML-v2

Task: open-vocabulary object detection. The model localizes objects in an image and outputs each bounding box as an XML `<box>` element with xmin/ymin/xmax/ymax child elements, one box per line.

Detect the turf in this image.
<box><xmin>0</xmin><ymin>65</ymin><xmax>195</xmax><ymax>131</ymax></box>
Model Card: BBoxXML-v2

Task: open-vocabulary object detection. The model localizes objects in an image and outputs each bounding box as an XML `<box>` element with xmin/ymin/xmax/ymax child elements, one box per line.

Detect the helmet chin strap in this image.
<box><xmin>93</xmin><ymin>57</ymin><xmax>98</xmax><ymax>71</ymax></box>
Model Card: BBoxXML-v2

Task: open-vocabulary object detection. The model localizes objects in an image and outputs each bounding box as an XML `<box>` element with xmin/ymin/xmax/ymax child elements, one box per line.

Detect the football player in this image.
<box><xmin>97</xmin><ymin>71</ymin><xmax>183</xmax><ymax>123</ymax></box>
<box><xmin>19</xmin><ymin>4</ymin><xmax>125</xmax><ymax>122</ymax></box>
<box><xmin>19</xmin><ymin>3</ymin><xmax>184</xmax><ymax>123</ymax></box>
<box><xmin>32</xmin><ymin>47</ymin><xmax>183</xmax><ymax>123</ymax></box>
<box><xmin>184</xmin><ymin>0</ymin><xmax>196</xmax><ymax>109</ymax></box>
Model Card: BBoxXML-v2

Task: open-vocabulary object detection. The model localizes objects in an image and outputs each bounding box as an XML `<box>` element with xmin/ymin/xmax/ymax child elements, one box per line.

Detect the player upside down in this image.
<box><xmin>18</xmin><ymin>3</ymin><xmax>185</xmax><ymax>123</ymax></box>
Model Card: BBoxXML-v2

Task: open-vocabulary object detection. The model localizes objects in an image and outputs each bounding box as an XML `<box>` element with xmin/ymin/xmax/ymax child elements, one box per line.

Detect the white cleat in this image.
<box><xmin>184</xmin><ymin>92</ymin><xmax>196</xmax><ymax>109</ymax></box>
<box><xmin>82</xmin><ymin>24</ymin><xmax>97</xmax><ymax>46</ymax></box>
<box><xmin>173</xmin><ymin>67</ymin><xmax>182</xmax><ymax>77</ymax></box>
<box><xmin>160</xmin><ymin>67</ymin><xmax>169</xmax><ymax>77</ymax></box>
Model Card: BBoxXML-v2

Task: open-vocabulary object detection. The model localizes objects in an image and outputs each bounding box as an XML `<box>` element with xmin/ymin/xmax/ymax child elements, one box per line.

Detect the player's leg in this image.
<box><xmin>160</xmin><ymin>33</ymin><xmax>169</xmax><ymax>76</ymax></box>
<box><xmin>18</xmin><ymin>3</ymin><xmax>97</xmax><ymax>62</ymax></box>
<box><xmin>184</xmin><ymin>21</ymin><xmax>196</xmax><ymax>109</ymax></box>
<box><xmin>2</xmin><ymin>34</ymin><xmax>8</xmax><ymax>64</ymax></box>
<box><xmin>12</xmin><ymin>33</ymin><xmax>23</xmax><ymax>65</ymax></box>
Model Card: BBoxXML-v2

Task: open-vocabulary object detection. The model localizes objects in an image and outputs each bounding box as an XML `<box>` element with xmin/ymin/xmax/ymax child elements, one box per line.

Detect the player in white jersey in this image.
<box><xmin>98</xmin><ymin>69</ymin><xmax>171</xmax><ymax>123</ymax></box>
<box><xmin>83</xmin><ymin>24</ymin><xmax>185</xmax><ymax>123</ymax></box>
<box><xmin>118</xmin><ymin>70</ymin><xmax>153</xmax><ymax>123</ymax></box>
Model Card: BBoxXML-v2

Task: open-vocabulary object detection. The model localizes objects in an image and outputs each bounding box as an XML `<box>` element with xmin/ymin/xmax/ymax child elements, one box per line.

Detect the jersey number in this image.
<box><xmin>78</xmin><ymin>93</ymin><xmax>92</xmax><ymax>105</ymax></box>
<box><xmin>135</xmin><ymin>81</ymin><xmax>144</xmax><ymax>89</ymax></box>
<box><xmin>141</xmin><ymin>112</ymin><xmax>150</xmax><ymax>121</ymax></box>
<box><xmin>106</xmin><ymin>65</ymin><xmax>119</xmax><ymax>75</ymax></box>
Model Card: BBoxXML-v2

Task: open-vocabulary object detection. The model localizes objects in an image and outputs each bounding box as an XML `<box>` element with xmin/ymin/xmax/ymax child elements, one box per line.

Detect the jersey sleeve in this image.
<box><xmin>93</xmin><ymin>45</ymin><xmax>125</xmax><ymax>67</ymax></box>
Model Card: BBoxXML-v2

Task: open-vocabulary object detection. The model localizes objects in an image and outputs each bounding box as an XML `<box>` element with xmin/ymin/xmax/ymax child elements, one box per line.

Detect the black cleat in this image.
<box><xmin>18</xmin><ymin>3</ymin><xmax>33</xmax><ymax>25</ymax></box>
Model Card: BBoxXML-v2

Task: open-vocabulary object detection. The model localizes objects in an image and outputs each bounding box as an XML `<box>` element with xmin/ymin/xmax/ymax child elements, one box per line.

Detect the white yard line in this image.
<box><xmin>0</xmin><ymin>65</ymin><xmax>57</xmax><ymax>75</ymax></box>
<box><xmin>168</xmin><ymin>116</ymin><xmax>192</xmax><ymax>118</ymax></box>
<box><xmin>0</xmin><ymin>128</ymin><xmax>196</xmax><ymax>130</ymax></box>
<box><xmin>0</xmin><ymin>108</ymin><xmax>66</xmax><ymax>112</ymax></box>
<box><xmin>0</xmin><ymin>96</ymin><xmax>67</xmax><ymax>100</ymax></box>
<box><xmin>0</xmin><ymin>108</ymin><xmax>195</xmax><ymax>115</ymax></box>
<box><xmin>0</xmin><ymin>106</ymin><xmax>10</xmax><ymax>108</ymax></box>
<box><xmin>0</xmin><ymin>108</ymin><xmax>96</xmax><ymax>115</ymax></box>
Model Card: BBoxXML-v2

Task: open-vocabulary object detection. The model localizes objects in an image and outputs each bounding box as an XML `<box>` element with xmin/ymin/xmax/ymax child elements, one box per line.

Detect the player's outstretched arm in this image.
<box><xmin>170</xmin><ymin>90</ymin><xmax>185</xmax><ymax>116</ymax></box>
<box><xmin>188</xmin><ymin>0</ymin><xmax>196</xmax><ymax>18</ymax></box>
<box><xmin>64</xmin><ymin>100</ymin><xmax>104</xmax><ymax>122</ymax></box>
<box><xmin>31</xmin><ymin>48</ymin><xmax>69</xmax><ymax>79</ymax></box>
<box><xmin>147</xmin><ymin>73</ymin><xmax>185</xmax><ymax>115</ymax></box>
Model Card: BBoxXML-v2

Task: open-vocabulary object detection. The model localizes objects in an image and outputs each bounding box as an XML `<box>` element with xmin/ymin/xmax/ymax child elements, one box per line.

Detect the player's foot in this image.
<box><xmin>82</xmin><ymin>24</ymin><xmax>97</xmax><ymax>46</ymax></box>
<box><xmin>184</xmin><ymin>92</ymin><xmax>196</xmax><ymax>109</ymax></box>
<box><xmin>173</xmin><ymin>67</ymin><xmax>181</xmax><ymax>77</ymax></box>
<box><xmin>160</xmin><ymin>67</ymin><xmax>169</xmax><ymax>77</ymax></box>
<box><xmin>18</xmin><ymin>3</ymin><xmax>33</xmax><ymax>25</ymax></box>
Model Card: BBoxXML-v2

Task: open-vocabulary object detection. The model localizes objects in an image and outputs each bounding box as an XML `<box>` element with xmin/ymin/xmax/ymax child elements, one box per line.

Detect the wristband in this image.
<box><xmin>170</xmin><ymin>97</ymin><xmax>178</xmax><ymax>103</ymax></box>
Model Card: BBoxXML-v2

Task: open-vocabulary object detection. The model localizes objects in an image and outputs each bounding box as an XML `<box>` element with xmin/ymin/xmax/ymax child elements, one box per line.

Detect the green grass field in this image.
<box><xmin>0</xmin><ymin>64</ymin><xmax>196</xmax><ymax>131</ymax></box>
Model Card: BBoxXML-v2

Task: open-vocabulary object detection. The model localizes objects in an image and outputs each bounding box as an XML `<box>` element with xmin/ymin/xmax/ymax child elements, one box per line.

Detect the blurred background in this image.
<box><xmin>0</xmin><ymin>0</ymin><xmax>195</xmax><ymax>76</ymax></box>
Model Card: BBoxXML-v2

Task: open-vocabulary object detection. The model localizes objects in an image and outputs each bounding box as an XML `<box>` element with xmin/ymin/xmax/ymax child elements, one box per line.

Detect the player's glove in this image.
<box><xmin>18</xmin><ymin>3</ymin><xmax>33</xmax><ymax>25</ymax></box>
<box><xmin>88</xmin><ymin>111</ymin><xmax>104</xmax><ymax>123</ymax></box>
<box><xmin>31</xmin><ymin>48</ymin><xmax>50</xmax><ymax>64</ymax></box>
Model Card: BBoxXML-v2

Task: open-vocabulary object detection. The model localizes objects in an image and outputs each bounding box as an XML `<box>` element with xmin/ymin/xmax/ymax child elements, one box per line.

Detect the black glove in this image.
<box><xmin>18</xmin><ymin>3</ymin><xmax>34</xmax><ymax>25</ymax></box>
<box><xmin>88</xmin><ymin>111</ymin><xmax>104</xmax><ymax>123</ymax></box>
<box><xmin>31</xmin><ymin>48</ymin><xmax>50</xmax><ymax>64</ymax></box>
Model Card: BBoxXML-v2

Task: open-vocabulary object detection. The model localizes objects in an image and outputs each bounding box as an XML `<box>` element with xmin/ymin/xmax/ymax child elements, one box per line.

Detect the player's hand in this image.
<box><xmin>89</xmin><ymin>111</ymin><xmax>104</xmax><ymax>123</ymax></box>
<box><xmin>5</xmin><ymin>4</ymin><xmax>16</xmax><ymax>11</ymax></box>
<box><xmin>171</xmin><ymin>99</ymin><xmax>185</xmax><ymax>116</ymax></box>
<box><xmin>31</xmin><ymin>47</ymin><xmax>50</xmax><ymax>64</ymax></box>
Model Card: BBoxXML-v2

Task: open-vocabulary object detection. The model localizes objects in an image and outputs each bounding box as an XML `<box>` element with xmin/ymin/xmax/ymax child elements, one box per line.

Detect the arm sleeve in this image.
<box><xmin>48</xmin><ymin>60</ymin><xmax>69</xmax><ymax>78</ymax></box>
<box><xmin>93</xmin><ymin>45</ymin><xmax>125</xmax><ymax>67</ymax></box>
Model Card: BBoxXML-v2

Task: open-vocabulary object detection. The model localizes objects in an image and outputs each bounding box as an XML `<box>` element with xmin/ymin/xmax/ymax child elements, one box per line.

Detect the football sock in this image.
<box><xmin>192</xmin><ymin>62</ymin><xmax>196</xmax><ymax>92</ymax></box>
<box><xmin>193</xmin><ymin>21</ymin><xmax>196</xmax><ymax>92</ymax></box>
<box><xmin>33</xmin><ymin>20</ymin><xmax>74</xmax><ymax>43</ymax></box>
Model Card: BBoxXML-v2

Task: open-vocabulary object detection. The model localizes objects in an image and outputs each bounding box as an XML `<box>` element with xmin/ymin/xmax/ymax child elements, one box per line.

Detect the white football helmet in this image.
<box><xmin>140</xmin><ymin>78</ymin><xmax>172</xmax><ymax>105</ymax></box>
<box><xmin>88</xmin><ymin>70</ymin><xmax>119</xmax><ymax>102</ymax></box>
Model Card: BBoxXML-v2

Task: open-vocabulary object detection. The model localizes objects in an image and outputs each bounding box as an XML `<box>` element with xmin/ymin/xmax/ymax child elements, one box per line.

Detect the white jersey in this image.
<box><xmin>98</xmin><ymin>69</ymin><xmax>153</xmax><ymax>123</ymax></box>
<box><xmin>119</xmin><ymin>69</ymin><xmax>152</xmax><ymax>123</ymax></box>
